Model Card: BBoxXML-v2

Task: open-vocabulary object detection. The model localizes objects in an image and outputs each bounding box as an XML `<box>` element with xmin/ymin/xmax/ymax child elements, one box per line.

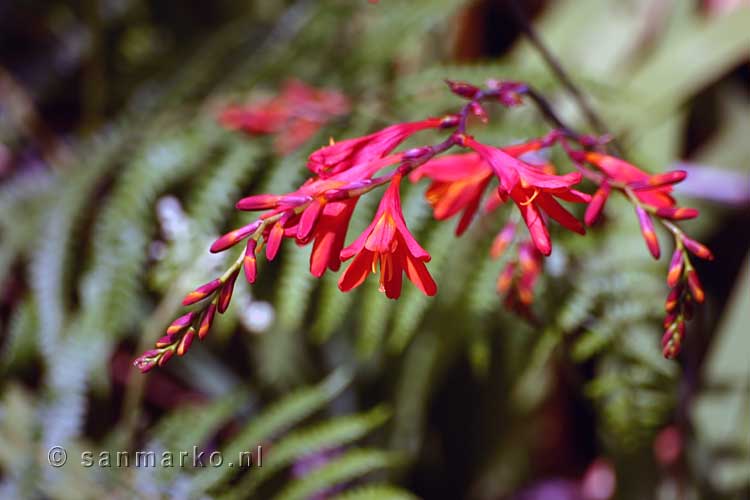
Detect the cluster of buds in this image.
<box><xmin>135</xmin><ymin>78</ymin><xmax>713</xmax><ymax>372</ymax></box>
<box><xmin>564</xmin><ymin>150</ymin><xmax>713</xmax><ymax>358</ymax></box>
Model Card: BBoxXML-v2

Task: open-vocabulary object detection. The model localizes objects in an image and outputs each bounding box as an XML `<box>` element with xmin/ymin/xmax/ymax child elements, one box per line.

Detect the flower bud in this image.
<box><xmin>182</xmin><ymin>278</ymin><xmax>223</xmax><ymax>306</ymax></box>
<box><xmin>682</xmin><ymin>236</ymin><xmax>714</xmax><ymax>261</ymax></box>
<box><xmin>218</xmin><ymin>269</ymin><xmax>239</xmax><ymax>313</ymax></box>
<box><xmin>210</xmin><ymin>220</ymin><xmax>262</xmax><ymax>253</ymax></box>
<box><xmin>155</xmin><ymin>335</ymin><xmax>176</xmax><ymax>348</ymax></box>
<box><xmin>235</xmin><ymin>194</ymin><xmax>282</xmax><ymax>211</ymax></box>
<box><xmin>654</xmin><ymin>207</ymin><xmax>699</xmax><ymax>220</ymax></box>
<box><xmin>469</xmin><ymin>102</ymin><xmax>488</xmax><ymax>123</ymax></box>
<box><xmin>445</xmin><ymin>80</ymin><xmax>480</xmax><ymax>99</ymax></box>
<box><xmin>158</xmin><ymin>348</ymin><xmax>174</xmax><ymax>366</ymax></box>
<box><xmin>686</xmin><ymin>269</ymin><xmax>705</xmax><ymax>303</ymax></box>
<box><xmin>635</xmin><ymin>205</ymin><xmax>660</xmax><ymax>259</ymax></box>
<box><xmin>177</xmin><ymin>327</ymin><xmax>195</xmax><ymax>356</ymax></box>
<box><xmin>243</xmin><ymin>239</ymin><xmax>258</xmax><ymax>284</ymax></box>
<box><xmin>584</xmin><ymin>183</ymin><xmax>610</xmax><ymax>226</ymax></box>
<box><xmin>198</xmin><ymin>302</ymin><xmax>217</xmax><ymax>340</ymax></box>
<box><xmin>166</xmin><ymin>312</ymin><xmax>196</xmax><ymax>336</ymax></box>
<box><xmin>629</xmin><ymin>170</ymin><xmax>687</xmax><ymax>191</ymax></box>
<box><xmin>666</xmin><ymin>249</ymin><xmax>684</xmax><ymax>288</ymax></box>
<box><xmin>133</xmin><ymin>355</ymin><xmax>157</xmax><ymax>373</ymax></box>
<box><xmin>665</xmin><ymin>286</ymin><xmax>682</xmax><ymax>313</ymax></box>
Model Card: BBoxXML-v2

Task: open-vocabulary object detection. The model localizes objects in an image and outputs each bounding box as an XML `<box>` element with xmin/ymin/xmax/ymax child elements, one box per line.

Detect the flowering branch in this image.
<box><xmin>135</xmin><ymin>78</ymin><xmax>712</xmax><ymax>372</ymax></box>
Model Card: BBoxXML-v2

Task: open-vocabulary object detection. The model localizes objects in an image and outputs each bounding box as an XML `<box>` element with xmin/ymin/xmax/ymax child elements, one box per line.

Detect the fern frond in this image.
<box><xmin>272</xmin><ymin>448</ymin><xmax>405</xmax><ymax>500</ymax></box>
<box><xmin>190</xmin><ymin>369</ymin><xmax>352</xmax><ymax>494</ymax></box>
<box><xmin>223</xmin><ymin>406</ymin><xmax>391</xmax><ymax>499</ymax></box>
<box><xmin>329</xmin><ymin>484</ymin><xmax>419</xmax><ymax>500</ymax></box>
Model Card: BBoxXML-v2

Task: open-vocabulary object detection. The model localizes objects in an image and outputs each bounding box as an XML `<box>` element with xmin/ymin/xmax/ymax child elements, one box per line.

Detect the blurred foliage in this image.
<box><xmin>0</xmin><ymin>0</ymin><xmax>748</xmax><ymax>499</ymax></box>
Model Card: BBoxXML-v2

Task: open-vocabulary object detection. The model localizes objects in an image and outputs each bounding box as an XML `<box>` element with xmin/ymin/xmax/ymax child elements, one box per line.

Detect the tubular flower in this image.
<box><xmin>338</xmin><ymin>175</ymin><xmax>436</xmax><ymax>299</ymax></box>
<box><xmin>236</xmin><ymin>154</ymin><xmax>403</xmax><ymax>274</ymax></box>
<box><xmin>136</xmin><ymin>78</ymin><xmax>714</xmax><ymax>372</ymax></box>
<box><xmin>463</xmin><ymin>136</ymin><xmax>589</xmax><ymax>256</ymax></box>
<box><xmin>219</xmin><ymin>79</ymin><xmax>349</xmax><ymax>154</ymax></box>
<box><xmin>308</xmin><ymin>115</ymin><xmax>458</xmax><ymax>177</ymax></box>
<box><xmin>410</xmin><ymin>136</ymin><xmax>563</xmax><ymax>236</ymax></box>
<box><xmin>571</xmin><ymin>151</ymin><xmax>686</xmax><ymax>209</ymax></box>
<box><xmin>409</xmin><ymin>153</ymin><xmax>492</xmax><ymax>235</ymax></box>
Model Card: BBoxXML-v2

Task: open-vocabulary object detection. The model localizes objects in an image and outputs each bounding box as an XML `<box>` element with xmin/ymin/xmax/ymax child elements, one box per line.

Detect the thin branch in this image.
<box><xmin>509</xmin><ymin>0</ymin><xmax>623</xmax><ymax>154</ymax></box>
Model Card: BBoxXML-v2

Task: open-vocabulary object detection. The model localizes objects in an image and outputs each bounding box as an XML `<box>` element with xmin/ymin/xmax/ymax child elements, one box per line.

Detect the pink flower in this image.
<box><xmin>338</xmin><ymin>175</ymin><xmax>436</xmax><ymax>299</ymax></box>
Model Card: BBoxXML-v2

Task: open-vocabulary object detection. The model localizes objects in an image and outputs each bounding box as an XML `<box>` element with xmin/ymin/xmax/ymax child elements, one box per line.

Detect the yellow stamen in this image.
<box><xmin>520</xmin><ymin>189</ymin><xmax>540</xmax><ymax>206</ymax></box>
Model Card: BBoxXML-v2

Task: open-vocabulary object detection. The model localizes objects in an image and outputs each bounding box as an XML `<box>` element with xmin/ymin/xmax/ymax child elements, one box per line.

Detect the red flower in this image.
<box><xmin>338</xmin><ymin>175</ymin><xmax>436</xmax><ymax>299</ymax></box>
<box><xmin>409</xmin><ymin>153</ymin><xmax>492</xmax><ymax>235</ymax></box>
<box><xmin>228</xmin><ymin>154</ymin><xmax>403</xmax><ymax>278</ymax></box>
<box><xmin>219</xmin><ymin>79</ymin><xmax>349</xmax><ymax>154</ymax></box>
<box><xmin>308</xmin><ymin>116</ymin><xmax>457</xmax><ymax>177</ymax></box>
<box><xmin>410</xmin><ymin>137</ymin><xmax>557</xmax><ymax>235</ymax></box>
<box><xmin>574</xmin><ymin>151</ymin><xmax>680</xmax><ymax>208</ymax></box>
<box><xmin>463</xmin><ymin>136</ymin><xmax>589</xmax><ymax>256</ymax></box>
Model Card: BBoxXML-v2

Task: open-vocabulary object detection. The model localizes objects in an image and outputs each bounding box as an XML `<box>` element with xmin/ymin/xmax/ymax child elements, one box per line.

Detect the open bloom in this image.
<box><xmin>409</xmin><ymin>153</ymin><xmax>492</xmax><ymax>235</ymax></box>
<box><xmin>462</xmin><ymin>136</ymin><xmax>589</xmax><ymax>256</ymax></box>
<box><xmin>338</xmin><ymin>175</ymin><xmax>436</xmax><ymax>299</ymax></box>
<box><xmin>410</xmin><ymin>137</ymin><xmax>560</xmax><ymax>235</ymax></box>
<box><xmin>226</xmin><ymin>154</ymin><xmax>403</xmax><ymax>278</ymax></box>
<box><xmin>219</xmin><ymin>79</ymin><xmax>349</xmax><ymax>154</ymax></box>
<box><xmin>308</xmin><ymin>115</ymin><xmax>457</xmax><ymax>177</ymax></box>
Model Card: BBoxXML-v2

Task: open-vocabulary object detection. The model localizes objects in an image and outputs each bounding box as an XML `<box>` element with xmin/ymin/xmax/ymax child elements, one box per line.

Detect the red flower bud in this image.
<box><xmin>133</xmin><ymin>355</ymin><xmax>158</xmax><ymax>373</ymax></box>
<box><xmin>218</xmin><ymin>269</ymin><xmax>239</xmax><ymax>314</ymax></box>
<box><xmin>628</xmin><ymin>170</ymin><xmax>687</xmax><ymax>191</ymax></box>
<box><xmin>445</xmin><ymin>80</ymin><xmax>480</xmax><ymax>99</ymax></box>
<box><xmin>198</xmin><ymin>302</ymin><xmax>217</xmax><ymax>340</ymax></box>
<box><xmin>182</xmin><ymin>278</ymin><xmax>222</xmax><ymax>306</ymax></box>
<box><xmin>584</xmin><ymin>182</ymin><xmax>610</xmax><ymax>226</ymax></box>
<box><xmin>439</xmin><ymin>114</ymin><xmax>461</xmax><ymax>128</ymax></box>
<box><xmin>210</xmin><ymin>220</ymin><xmax>262</xmax><ymax>253</ymax></box>
<box><xmin>166</xmin><ymin>312</ymin><xmax>196</xmax><ymax>336</ymax></box>
<box><xmin>654</xmin><ymin>207</ymin><xmax>699</xmax><ymax>220</ymax></box>
<box><xmin>635</xmin><ymin>205</ymin><xmax>660</xmax><ymax>259</ymax></box>
<box><xmin>243</xmin><ymin>239</ymin><xmax>258</xmax><ymax>284</ymax></box>
<box><xmin>236</xmin><ymin>194</ymin><xmax>282</xmax><ymax>211</ymax></box>
<box><xmin>469</xmin><ymin>102</ymin><xmax>488</xmax><ymax>123</ymax></box>
<box><xmin>682</xmin><ymin>236</ymin><xmax>714</xmax><ymax>261</ymax></box>
<box><xmin>155</xmin><ymin>335</ymin><xmax>176</xmax><ymax>348</ymax></box>
<box><xmin>158</xmin><ymin>348</ymin><xmax>174</xmax><ymax>366</ymax></box>
<box><xmin>665</xmin><ymin>286</ymin><xmax>682</xmax><ymax>313</ymax></box>
<box><xmin>666</xmin><ymin>249</ymin><xmax>684</xmax><ymax>288</ymax></box>
<box><xmin>177</xmin><ymin>328</ymin><xmax>195</xmax><ymax>356</ymax></box>
<box><xmin>686</xmin><ymin>269</ymin><xmax>705</xmax><ymax>303</ymax></box>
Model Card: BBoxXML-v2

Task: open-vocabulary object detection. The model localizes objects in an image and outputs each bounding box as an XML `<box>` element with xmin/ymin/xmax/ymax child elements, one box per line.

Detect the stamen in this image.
<box><xmin>520</xmin><ymin>189</ymin><xmax>540</xmax><ymax>206</ymax></box>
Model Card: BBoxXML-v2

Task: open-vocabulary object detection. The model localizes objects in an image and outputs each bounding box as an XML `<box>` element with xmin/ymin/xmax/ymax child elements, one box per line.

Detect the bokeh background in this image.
<box><xmin>0</xmin><ymin>1</ymin><xmax>748</xmax><ymax>499</ymax></box>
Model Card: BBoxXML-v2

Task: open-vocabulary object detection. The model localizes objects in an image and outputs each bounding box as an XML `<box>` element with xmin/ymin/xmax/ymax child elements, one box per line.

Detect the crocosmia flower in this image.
<box><xmin>409</xmin><ymin>153</ymin><xmax>492</xmax><ymax>235</ymax></box>
<box><xmin>219</xmin><ymin>79</ymin><xmax>349</xmax><ymax>154</ymax></box>
<box><xmin>308</xmin><ymin>115</ymin><xmax>457</xmax><ymax>177</ymax></box>
<box><xmin>410</xmin><ymin>137</ymin><xmax>558</xmax><ymax>236</ymax></box>
<box><xmin>338</xmin><ymin>175</ymin><xmax>436</xmax><ymax>299</ymax></box>
<box><xmin>463</xmin><ymin>136</ymin><xmax>589</xmax><ymax>256</ymax></box>
<box><xmin>573</xmin><ymin>151</ymin><xmax>680</xmax><ymax>208</ymax></box>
